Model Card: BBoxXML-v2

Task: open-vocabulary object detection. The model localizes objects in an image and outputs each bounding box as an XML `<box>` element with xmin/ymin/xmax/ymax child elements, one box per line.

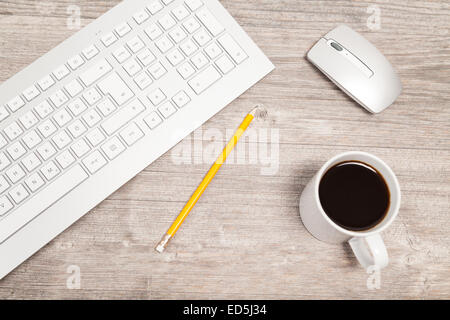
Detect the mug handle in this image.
<box><xmin>348</xmin><ymin>234</ymin><xmax>389</xmax><ymax>269</ymax></box>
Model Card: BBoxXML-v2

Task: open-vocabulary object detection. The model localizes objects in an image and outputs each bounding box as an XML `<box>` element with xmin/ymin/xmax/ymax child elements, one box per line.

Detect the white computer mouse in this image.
<box><xmin>307</xmin><ymin>25</ymin><xmax>402</xmax><ymax>113</ymax></box>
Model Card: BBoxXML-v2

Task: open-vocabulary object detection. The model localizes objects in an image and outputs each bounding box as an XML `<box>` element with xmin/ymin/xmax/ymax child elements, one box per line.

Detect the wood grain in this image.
<box><xmin>0</xmin><ymin>0</ymin><xmax>449</xmax><ymax>299</ymax></box>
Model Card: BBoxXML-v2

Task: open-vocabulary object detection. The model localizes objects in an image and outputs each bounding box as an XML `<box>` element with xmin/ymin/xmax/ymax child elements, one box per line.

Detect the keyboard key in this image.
<box><xmin>166</xmin><ymin>49</ymin><xmax>185</xmax><ymax>66</ymax></box>
<box><xmin>127</xmin><ymin>36</ymin><xmax>145</xmax><ymax>53</ymax></box>
<box><xmin>68</xmin><ymin>119</ymin><xmax>87</xmax><ymax>138</ymax></box>
<box><xmin>38</xmin><ymin>119</ymin><xmax>57</xmax><ymax>138</ymax></box>
<box><xmin>180</xmin><ymin>39</ymin><xmax>198</xmax><ymax>57</ymax></box>
<box><xmin>83</xmin><ymin>109</ymin><xmax>102</xmax><ymax>127</ymax></box>
<box><xmin>120</xmin><ymin>123</ymin><xmax>144</xmax><ymax>146</ymax></box>
<box><xmin>9</xmin><ymin>184</ymin><xmax>29</xmax><ymax>204</ymax></box>
<box><xmin>185</xmin><ymin>0</ymin><xmax>203</xmax><ymax>11</ymax></box>
<box><xmin>56</xmin><ymin>150</ymin><xmax>76</xmax><ymax>169</ymax></box>
<box><xmin>133</xmin><ymin>10</ymin><xmax>150</xmax><ymax>24</ymax></box>
<box><xmin>98</xmin><ymin>73</ymin><xmax>135</xmax><ymax>106</ymax></box>
<box><xmin>158</xmin><ymin>101</ymin><xmax>177</xmax><ymax>119</ymax></box>
<box><xmin>97</xmin><ymin>98</ymin><xmax>117</xmax><ymax>117</ymax></box>
<box><xmin>52</xmin><ymin>130</ymin><xmax>72</xmax><ymax>149</ymax></box>
<box><xmin>191</xmin><ymin>52</ymin><xmax>209</xmax><ymax>69</ymax></box>
<box><xmin>4</xmin><ymin>122</ymin><xmax>23</xmax><ymax>140</ymax></box>
<box><xmin>168</xmin><ymin>26</ymin><xmax>187</xmax><ymax>44</ymax></box>
<box><xmin>205</xmin><ymin>42</ymin><xmax>223</xmax><ymax>59</ymax></box>
<box><xmin>136</xmin><ymin>48</ymin><xmax>156</xmax><ymax>67</ymax></box>
<box><xmin>193</xmin><ymin>29</ymin><xmax>212</xmax><ymax>46</ymax></box>
<box><xmin>41</xmin><ymin>161</ymin><xmax>61</xmax><ymax>180</ymax></box>
<box><xmin>83</xmin><ymin>87</ymin><xmax>102</xmax><ymax>106</ymax></box>
<box><xmin>19</xmin><ymin>111</ymin><xmax>39</xmax><ymax>129</ymax></box>
<box><xmin>83</xmin><ymin>151</ymin><xmax>107</xmax><ymax>174</ymax></box>
<box><xmin>82</xmin><ymin>45</ymin><xmax>99</xmax><ymax>60</ymax></box>
<box><xmin>102</xmin><ymin>137</ymin><xmax>126</xmax><ymax>160</ymax></box>
<box><xmin>183</xmin><ymin>17</ymin><xmax>201</xmax><ymax>34</ymax></box>
<box><xmin>0</xmin><ymin>153</ymin><xmax>11</xmax><ymax>171</ymax></box>
<box><xmin>215</xmin><ymin>55</ymin><xmax>235</xmax><ymax>74</ymax></box>
<box><xmin>134</xmin><ymin>72</ymin><xmax>153</xmax><ymax>90</ymax></box>
<box><xmin>196</xmin><ymin>8</ymin><xmax>224</xmax><ymax>36</ymax></box>
<box><xmin>0</xmin><ymin>106</ymin><xmax>10</xmax><ymax>122</ymax></box>
<box><xmin>0</xmin><ymin>196</ymin><xmax>13</xmax><ymax>217</ymax></box>
<box><xmin>68</xmin><ymin>54</ymin><xmax>85</xmax><ymax>70</ymax></box>
<box><xmin>148</xmin><ymin>88</ymin><xmax>167</xmax><ymax>106</ymax></box>
<box><xmin>22</xmin><ymin>153</ymin><xmax>41</xmax><ymax>172</ymax></box>
<box><xmin>218</xmin><ymin>34</ymin><xmax>248</xmax><ymax>64</ymax></box>
<box><xmin>145</xmin><ymin>23</ymin><xmax>163</xmax><ymax>41</ymax></box>
<box><xmin>147</xmin><ymin>1</ymin><xmax>164</xmax><ymax>15</ymax></box>
<box><xmin>115</xmin><ymin>22</ymin><xmax>132</xmax><ymax>37</ymax></box>
<box><xmin>144</xmin><ymin>112</ymin><xmax>163</xmax><ymax>130</ymax></box>
<box><xmin>49</xmin><ymin>90</ymin><xmax>69</xmax><ymax>108</ymax></box>
<box><xmin>25</xmin><ymin>172</ymin><xmax>45</xmax><ymax>192</ymax></box>
<box><xmin>7</xmin><ymin>96</ymin><xmax>25</xmax><ymax>112</ymax></box>
<box><xmin>123</xmin><ymin>58</ymin><xmax>142</xmax><ymax>77</ymax></box>
<box><xmin>172</xmin><ymin>5</ymin><xmax>190</xmax><ymax>21</ymax></box>
<box><xmin>86</xmin><ymin>128</ymin><xmax>105</xmax><ymax>147</ymax></box>
<box><xmin>155</xmin><ymin>35</ymin><xmax>174</xmax><ymax>53</ymax></box>
<box><xmin>34</xmin><ymin>100</ymin><xmax>54</xmax><ymax>119</ymax></box>
<box><xmin>6</xmin><ymin>164</ymin><xmax>25</xmax><ymax>184</ymax></box>
<box><xmin>53</xmin><ymin>109</ymin><xmax>73</xmax><ymax>127</ymax></box>
<box><xmin>71</xmin><ymin>139</ymin><xmax>90</xmax><ymax>158</ymax></box>
<box><xmin>0</xmin><ymin>165</ymin><xmax>88</xmax><ymax>243</ymax></box>
<box><xmin>189</xmin><ymin>65</ymin><xmax>222</xmax><ymax>94</ymax></box>
<box><xmin>0</xmin><ymin>176</ymin><xmax>10</xmax><ymax>194</ymax></box>
<box><xmin>37</xmin><ymin>75</ymin><xmax>56</xmax><ymax>91</ymax></box>
<box><xmin>23</xmin><ymin>85</ymin><xmax>40</xmax><ymax>102</ymax></box>
<box><xmin>53</xmin><ymin>65</ymin><xmax>70</xmax><ymax>80</ymax></box>
<box><xmin>101</xmin><ymin>32</ymin><xmax>118</xmax><ymax>47</ymax></box>
<box><xmin>37</xmin><ymin>141</ymin><xmax>57</xmax><ymax>161</ymax></box>
<box><xmin>113</xmin><ymin>46</ymin><xmax>131</xmax><ymax>64</ymax></box>
<box><xmin>67</xmin><ymin>98</ymin><xmax>87</xmax><ymax>116</ymax></box>
<box><xmin>7</xmin><ymin>142</ymin><xmax>26</xmax><ymax>161</ymax></box>
<box><xmin>162</xmin><ymin>0</ymin><xmax>175</xmax><ymax>4</ymax></box>
<box><xmin>0</xmin><ymin>134</ymin><xmax>7</xmax><ymax>149</ymax></box>
<box><xmin>79</xmin><ymin>58</ymin><xmax>113</xmax><ymax>87</ymax></box>
<box><xmin>102</xmin><ymin>99</ymin><xmax>145</xmax><ymax>135</ymax></box>
<box><xmin>148</xmin><ymin>62</ymin><xmax>167</xmax><ymax>79</ymax></box>
<box><xmin>22</xmin><ymin>130</ymin><xmax>42</xmax><ymax>149</ymax></box>
<box><xmin>172</xmin><ymin>91</ymin><xmax>191</xmax><ymax>108</ymax></box>
<box><xmin>177</xmin><ymin>62</ymin><xmax>196</xmax><ymax>79</ymax></box>
<box><xmin>65</xmin><ymin>79</ymin><xmax>83</xmax><ymax>97</ymax></box>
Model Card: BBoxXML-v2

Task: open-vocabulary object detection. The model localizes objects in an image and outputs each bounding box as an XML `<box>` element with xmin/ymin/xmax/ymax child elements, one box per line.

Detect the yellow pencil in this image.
<box><xmin>155</xmin><ymin>105</ymin><xmax>267</xmax><ymax>253</ymax></box>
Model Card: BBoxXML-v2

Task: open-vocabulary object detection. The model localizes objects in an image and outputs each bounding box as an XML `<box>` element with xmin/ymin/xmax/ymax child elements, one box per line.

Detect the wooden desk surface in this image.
<box><xmin>0</xmin><ymin>0</ymin><xmax>448</xmax><ymax>299</ymax></box>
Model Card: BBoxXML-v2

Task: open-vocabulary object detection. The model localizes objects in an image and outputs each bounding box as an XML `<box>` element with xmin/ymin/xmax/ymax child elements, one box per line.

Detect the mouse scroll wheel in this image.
<box><xmin>330</xmin><ymin>42</ymin><xmax>343</xmax><ymax>51</ymax></box>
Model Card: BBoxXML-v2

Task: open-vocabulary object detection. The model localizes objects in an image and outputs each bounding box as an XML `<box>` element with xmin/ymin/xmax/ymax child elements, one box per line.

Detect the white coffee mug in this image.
<box><xmin>299</xmin><ymin>151</ymin><xmax>401</xmax><ymax>269</ymax></box>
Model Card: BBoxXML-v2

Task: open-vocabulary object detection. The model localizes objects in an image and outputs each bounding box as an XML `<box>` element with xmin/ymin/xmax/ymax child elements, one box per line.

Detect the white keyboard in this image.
<box><xmin>0</xmin><ymin>0</ymin><xmax>273</xmax><ymax>279</ymax></box>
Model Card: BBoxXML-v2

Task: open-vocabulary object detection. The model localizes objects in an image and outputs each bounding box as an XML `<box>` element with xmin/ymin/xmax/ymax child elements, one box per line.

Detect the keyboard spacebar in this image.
<box><xmin>0</xmin><ymin>165</ymin><xmax>88</xmax><ymax>244</ymax></box>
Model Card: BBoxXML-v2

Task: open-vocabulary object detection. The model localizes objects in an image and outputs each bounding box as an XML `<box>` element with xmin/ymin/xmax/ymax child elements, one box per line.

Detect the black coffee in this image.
<box><xmin>319</xmin><ymin>161</ymin><xmax>390</xmax><ymax>231</ymax></box>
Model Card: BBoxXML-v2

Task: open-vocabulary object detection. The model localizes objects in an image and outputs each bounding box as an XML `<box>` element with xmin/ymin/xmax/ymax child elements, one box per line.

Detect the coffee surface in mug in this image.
<box><xmin>319</xmin><ymin>161</ymin><xmax>390</xmax><ymax>231</ymax></box>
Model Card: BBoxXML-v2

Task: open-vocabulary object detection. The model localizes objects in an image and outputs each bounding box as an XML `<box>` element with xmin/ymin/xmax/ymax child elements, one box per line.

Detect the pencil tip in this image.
<box><xmin>250</xmin><ymin>104</ymin><xmax>268</xmax><ymax>120</ymax></box>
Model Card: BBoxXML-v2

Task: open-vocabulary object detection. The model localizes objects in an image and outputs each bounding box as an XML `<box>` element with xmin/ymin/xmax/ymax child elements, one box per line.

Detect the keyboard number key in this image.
<box><xmin>215</xmin><ymin>55</ymin><xmax>235</xmax><ymax>74</ymax></box>
<box><xmin>188</xmin><ymin>65</ymin><xmax>222</xmax><ymax>94</ymax></box>
<box><xmin>4</xmin><ymin>122</ymin><xmax>23</xmax><ymax>140</ymax></box>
